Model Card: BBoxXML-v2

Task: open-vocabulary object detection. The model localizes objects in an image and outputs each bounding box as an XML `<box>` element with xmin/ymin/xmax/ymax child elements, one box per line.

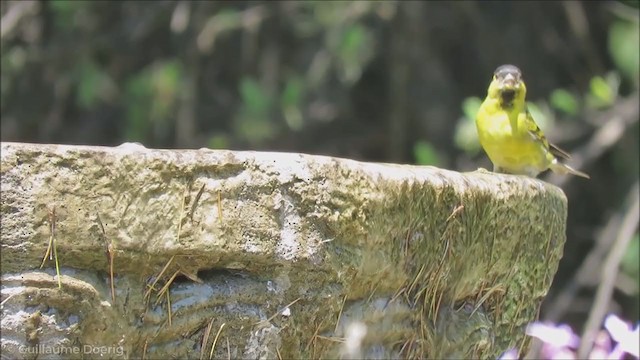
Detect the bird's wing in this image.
<box><xmin>521</xmin><ymin>107</ymin><xmax>572</xmax><ymax>159</ymax></box>
<box><xmin>549</xmin><ymin>142</ymin><xmax>572</xmax><ymax>160</ymax></box>
<box><xmin>522</xmin><ymin>108</ymin><xmax>550</xmax><ymax>147</ymax></box>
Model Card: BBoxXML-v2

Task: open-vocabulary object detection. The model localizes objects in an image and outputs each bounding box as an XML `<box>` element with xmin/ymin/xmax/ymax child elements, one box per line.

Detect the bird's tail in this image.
<box><xmin>550</xmin><ymin>160</ymin><xmax>590</xmax><ymax>179</ymax></box>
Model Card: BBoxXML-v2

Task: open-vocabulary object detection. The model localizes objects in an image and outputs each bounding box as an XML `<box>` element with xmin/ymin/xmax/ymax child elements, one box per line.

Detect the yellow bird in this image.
<box><xmin>475</xmin><ymin>64</ymin><xmax>589</xmax><ymax>178</ymax></box>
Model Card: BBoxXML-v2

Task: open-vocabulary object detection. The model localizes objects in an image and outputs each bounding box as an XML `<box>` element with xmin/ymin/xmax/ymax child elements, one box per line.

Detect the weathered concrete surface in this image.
<box><xmin>0</xmin><ymin>142</ymin><xmax>567</xmax><ymax>359</ymax></box>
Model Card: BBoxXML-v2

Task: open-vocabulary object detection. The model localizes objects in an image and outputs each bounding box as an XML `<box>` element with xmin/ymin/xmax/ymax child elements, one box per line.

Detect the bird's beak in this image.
<box><xmin>501</xmin><ymin>73</ymin><xmax>518</xmax><ymax>89</ymax></box>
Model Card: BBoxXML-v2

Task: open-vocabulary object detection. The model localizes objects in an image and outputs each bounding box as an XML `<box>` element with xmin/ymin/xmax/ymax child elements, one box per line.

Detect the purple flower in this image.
<box><xmin>499</xmin><ymin>348</ymin><xmax>519</xmax><ymax>360</ymax></box>
<box><xmin>604</xmin><ymin>314</ymin><xmax>639</xmax><ymax>359</ymax></box>
<box><xmin>504</xmin><ymin>315</ymin><xmax>638</xmax><ymax>360</ymax></box>
<box><xmin>526</xmin><ymin>322</ymin><xmax>581</xmax><ymax>348</ymax></box>
<box><xmin>589</xmin><ymin>330</ymin><xmax>612</xmax><ymax>359</ymax></box>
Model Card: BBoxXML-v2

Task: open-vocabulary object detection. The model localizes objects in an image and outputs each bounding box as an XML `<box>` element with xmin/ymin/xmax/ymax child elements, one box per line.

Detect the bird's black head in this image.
<box><xmin>494</xmin><ymin>64</ymin><xmax>522</xmax><ymax>80</ymax></box>
<box><xmin>491</xmin><ymin>64</ymin><xmax>524</xmax><ymax>106</ymax></box>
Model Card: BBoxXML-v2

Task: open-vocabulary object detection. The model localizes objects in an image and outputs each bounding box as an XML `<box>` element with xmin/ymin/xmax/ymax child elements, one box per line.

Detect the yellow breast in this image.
<box><xmin>476</xmin><ymin>107</ymin><xmax>548</xmax><ymax>174</ymax></box>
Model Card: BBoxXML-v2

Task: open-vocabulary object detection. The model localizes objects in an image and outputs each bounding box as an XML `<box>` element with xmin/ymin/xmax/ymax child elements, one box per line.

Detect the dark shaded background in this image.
<box><xmin>1</xmin><ymin>0</ymin><xmax>638</xmax><ymax>352</ymax></box>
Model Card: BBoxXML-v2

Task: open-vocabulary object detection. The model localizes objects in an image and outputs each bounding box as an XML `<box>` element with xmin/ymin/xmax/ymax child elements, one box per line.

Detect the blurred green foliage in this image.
<box><xmin>336</xmin><ymin>23</ymin><xmax>374</xmax><ymax>84</ymax></box>
<box><xmin>587</xmin><ymin>74</ymin><xmax>619</xmax><ymax>109</ymax></box>
<box><xmin>208</xmin><ymin>133</ymin><xmax>230</xmax><ymax>149</ymax></box>
<box><xmin>453</xmin><ymin>97</ymin><xmax>482</xmax><ymax>155</ymax></box>
<box><xmin>235</xmin><ymin>76</ymin><xmax>276</xmax><ymax>145</ymax></box>
<box><xmin>413</xmin><ymin>140</ymin><xmax>441</xmax><ymax>166</ymax></box>
<box><xmin>621</xmin><ymin>233</ymin><xmax>640</xmax><ymax>319</ymax></box>
<box><xmin>76</xmin><ymin>60</ymin><xmax>117</xmax><ymax>110</ymax></box>
<box><xmin>609</xmin><ymin>15</ymin><xmax>640</xmax><ymax>84</ymax></box>
<box><xmin>125</xmin><ymin>61</ymin><xmax>182</xmax><ymax>142</ymax></box>
<box><xmin>621</xmin><ymin>234</ymin><xmax>640</xmax><ymax>286</ymax></box>
<box><xmin>1</xmin><ymin>0</ymin><xmax>638</xmax><ymax>331</ymax></box>
<box><xmin>550</xmin><ymin>89</ymin><xmax>579</xmax><ymax>116</ymax></box>
<box><xmin>281</xmin><ymin>76</ymin><xmax>305</xmax><ymax>131</ymax></box>
<box><xmin>50</xmin><ymin>0</ymin><xmax>86</xmax><ymax>30</ymax></box>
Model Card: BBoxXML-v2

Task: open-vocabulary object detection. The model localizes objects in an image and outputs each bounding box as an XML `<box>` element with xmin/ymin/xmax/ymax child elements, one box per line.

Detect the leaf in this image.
<box><xmin>233</xmin><ymin>112</ymin><xmax>277</xmax><ymax>145</ymax></box>
<box><xmin>124</xmin><ymin>70</ymin><xmax>153</xmax><ymax>141</ymax></box>
<box><xmin>609</xmin><ymin>19</ymin><xmax>640</xmax><ymax>84</ymax></box>
<box><xmin>281</xmin><ymin>76</ymin><xmax>305</xmax><ymax>131</ymax></box>
<box><xmin>586</xmin><ymin>74</ymin><xmax>619</xmax><ymax>109</ymax></box>
<box><xmin>152</xmin><ymin>61</ymin><xmax>181</xmax><ymax>96</ymax></box>
<box><xmin>281</xmin><ymin>76</ymin><xmax>304</xmax><ymax>108</ymax></box>
<box><xmin>240</xmin><ymin>77</ymin><xmax>271</xmax><ymax>115</ymax></box>
<box><xmin>550</xmin><ymin>89</ymin><xmax>579</xmax><ymax>116</ymax></box>
<box><xmin>454</xmin><ymin>118</ymin><xmax>481</xmax><ymax>154</ymax></box>
<box><xmin>150</xmin><ymin>60</ymin><xmax>182</xmax><ymax>120</ymax></box>
<box><xmin>76</xmin><ymin>60</ymin><xmax>116</xmax><ymax>110</ymax></box>
<box><xmin>51</xmin><ymin>0</ymin><xmax>87</xmax><ymax>30</ymax></box>
<box><xmin>76</xmin><ymin>61</ymin><xmax>102</xmax><ymax>109</ymax></box>
<box><xmin>283</xmin><ymin>105</ymin><xmax>304</xmax><ymax>131</ymax></box>
<box><xmin>620</xmin><ymin>234</ymin><xmax>639</xmax><ymax>291</ymax></box>
<box><xmin>462</xmin><ymin>97</ymin><xmax>482</xmax><ymax>122</ymax></box>
<box><xmin>337</xmin><ymin>24</ymin><xmax>373</xmax><ymax>84</ymax></box>
<box><xmin>413</xmin><ymin>141</ymin><xmax>441</xmax><ymax>166</ymax></box>
<box><xmin>590</xmin><ymin>76</ymin><xmax>614</xmax><ymax>105</ymax></box>
<box><xmin>341</xmin><ymin>24</ymin><xmax>366</xmax><ymax>57</ymax></box>
<box><xmin>235</xmin><ymin>77</ymin><xmax>276</xmax><ymax>144</ymax></box>
<box><xmin>213</xmin><ymin>9</ymin><xmax>242</xmax><ymax>32</ymax></box>
<box><xmin>208</xmin><ymin>134</ymin><xmax>230</xmax><ymax>149</ymax></box>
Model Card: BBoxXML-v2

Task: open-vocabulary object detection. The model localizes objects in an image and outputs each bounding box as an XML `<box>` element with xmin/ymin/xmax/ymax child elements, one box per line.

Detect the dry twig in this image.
<box><xmin>40</xmin><ymin>206</ymin><xmax>61</xmax><ymax>289</ymax></box>
<box><xmin>545</xmin><ymin>182</ymin><xmax>640</xmax><ymax>321</ymax></box>
<box><xmin>577</xmin><ymin>183</ymin><xmax>639</xmax><ymax>358</ymax></box>
<box><xmin>209</xmin><ymin>323</ymin><xmax>226</xmax><ymax>360</ymax></box>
